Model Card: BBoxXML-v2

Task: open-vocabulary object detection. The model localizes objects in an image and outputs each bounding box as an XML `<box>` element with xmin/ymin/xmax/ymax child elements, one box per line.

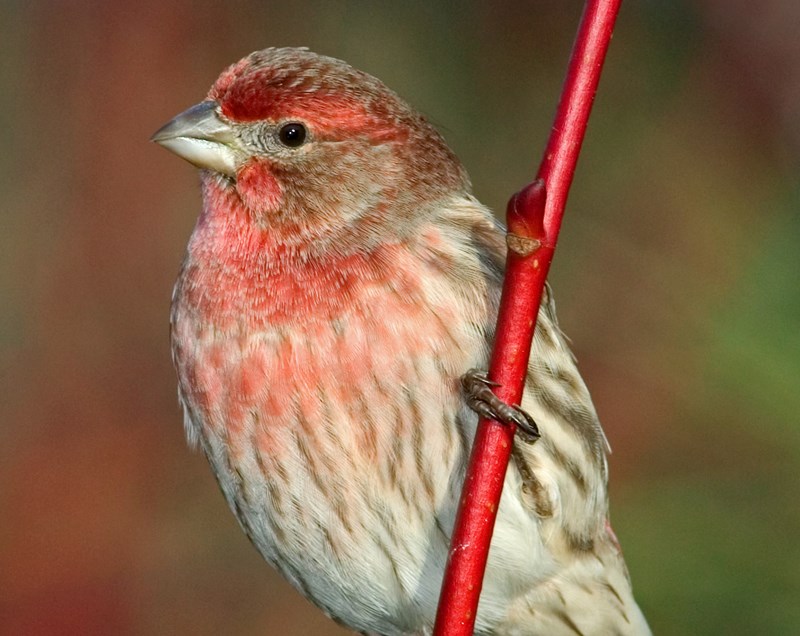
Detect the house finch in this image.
<box><xmin>154</xmin><ymin>47</ymin><xmax>650</xmax><ymax>635</ymax></box>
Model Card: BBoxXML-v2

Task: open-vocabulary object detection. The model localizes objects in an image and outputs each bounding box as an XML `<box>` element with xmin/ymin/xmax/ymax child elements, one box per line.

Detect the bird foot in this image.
<box><xmin>461</xmin><ymin>369</ymin><xmax>540</xmax><ymax>443</ymax></box>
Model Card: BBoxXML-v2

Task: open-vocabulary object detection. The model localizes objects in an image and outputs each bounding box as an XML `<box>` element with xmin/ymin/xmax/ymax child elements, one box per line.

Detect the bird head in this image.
<box><xmin>153</xmin><ymin>47</ymin><xmax>469</xmax><ymax>246</ymax></box>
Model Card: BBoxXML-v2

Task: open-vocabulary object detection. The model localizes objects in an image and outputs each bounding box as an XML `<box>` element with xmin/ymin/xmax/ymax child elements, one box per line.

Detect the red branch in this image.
<box><xmin>432</xmin><ymin>1</ymin><xmax>623</xmax><ymax>634</ymax></box>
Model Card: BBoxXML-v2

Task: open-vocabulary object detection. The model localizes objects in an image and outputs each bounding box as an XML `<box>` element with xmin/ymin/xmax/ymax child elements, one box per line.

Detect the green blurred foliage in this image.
<box><xmin>1</xmin><ymin>1</ymin><xmax>798</xmax><ymax>634</ymax></box>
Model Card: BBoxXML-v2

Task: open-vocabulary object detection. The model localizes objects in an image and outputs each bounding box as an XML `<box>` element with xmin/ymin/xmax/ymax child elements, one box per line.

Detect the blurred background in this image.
<box><xmin>2</xmin><ymin>1</ymin><xmax>798</xmax><ymax>634</ymax></box>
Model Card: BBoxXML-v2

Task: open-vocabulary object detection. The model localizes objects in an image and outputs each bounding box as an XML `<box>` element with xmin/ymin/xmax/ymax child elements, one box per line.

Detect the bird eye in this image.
<box><xmin>277</xmin><ymin>123</ymin><xmax>307</xmax><ymax>148</ymax></box>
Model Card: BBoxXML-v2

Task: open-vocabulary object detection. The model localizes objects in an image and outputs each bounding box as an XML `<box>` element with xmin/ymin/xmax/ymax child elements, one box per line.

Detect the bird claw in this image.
<box><xmin>461</xmin><ymin>369</ymin><xmax>540</xmax><ymax>443</ymax></box>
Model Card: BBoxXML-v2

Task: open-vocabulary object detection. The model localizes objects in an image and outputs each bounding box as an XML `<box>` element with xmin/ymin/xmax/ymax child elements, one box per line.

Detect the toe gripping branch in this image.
<box><xmin>461</xmin><ymin>369</ymin><xmax>540</xmax><ymax>443</ymax></box>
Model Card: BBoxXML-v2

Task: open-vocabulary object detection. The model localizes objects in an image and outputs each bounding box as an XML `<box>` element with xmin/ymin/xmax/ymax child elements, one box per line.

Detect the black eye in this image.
<box><xmin>278</xmin><ymin>123</ymin><xmax>307</xmax><ymax>148</ymax></box>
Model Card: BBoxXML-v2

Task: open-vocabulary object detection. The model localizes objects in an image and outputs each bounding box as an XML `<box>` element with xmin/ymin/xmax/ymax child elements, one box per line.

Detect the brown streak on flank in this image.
<box><xmin>434</xmin><ymin>516</ymin><xmax>450</xmax><ymax>544</ymax></box>
<box><xmin>315</xmin><ymin>386</ymin><xmax>341</xmax><ymax>461</ymax></box>
<box><xmin>296</xmin><ymin>391</ymin><xmax>336</xmax><ymax>476</ymax></box>
<box><xmin>355</xmin><ymin>392</ymin><xmax>379</xmax><ymax>462</ymax></box>
<box><xmin>433</xmin><ymin>357</ymin><xmax>462</xmax><ymax>462</ymax></box>
<box><xmin>531</xmin><ymin>377</ymin><xmax>605</xmax><ymax>467</ymax></box>
<box><xmin>318</xmin><ymin>385</ymin><xmax>358</xmax><ymax>474</ymax></box>
<box><xmin>534</xmin><ymin>314</ymin><xmax>557</xmax><ymax>349</ymax></box>
<box><xmin>375</xmin><ymin>502</ymin><xmax>401</xmax><ymax>546</ymax></box>
<box><xmin>259</xmin><ymin>508</ymin><xmax>287</xmax><ymax>547</ymax></box>
<box><xmin>576</xmin><ymin>581</ymin><xmax>594</xmax><ymax>595</ymax></box>
<box><xmin>439</xmin><ymin>402</ymin><xmax>455</xmax><ymax>462</ymax></box>
<box><xmin>452</xmin><ymin>413</ymin><xmax>470</xmax><ymax>471</ymax></box>
<box><xmin>555</xmin><ymin>366</ymin><xmax>582</xmax><ymax>396</ymax></box>
<box><xmin>389</xmin><ymin>437</ymin><xmax>423</xmax><ymax>523</ymax></box>
<box><xmin>395</xmin><ymin>470</ymin><xmax>419</xmax><ymax>522</ymax></box>
<box><xmin>252</xmin><ymin>432</ymin><xmax>285</xmax><ymax>511</ymax></box>
<box><xmin>430</xmin><ymin>306</ymin><xmax>462</xmax><ymax>352</ymax></box>
<box><xmin>432</xmin><ymin>355</ymin><xmax>450</xmax><ymax>383</ymax></box>
<box><xmin>256</xmin><ymin>449</ymin><xmax>280</xmax><ymax>494</ymax></box>
<box><xmin>318</xmin><ymin>386</ymin><xmax>340</xmax><ymax>449</ymax></box>
<box><xmin>386</xmin><ymin>437</ymin><xmax>399</xmax><ymax>489</ymax></box>
<box><xmin>294</xmin><ymin>430</ymin><xmax>330</xmax><ymax>499</ymax></box>
<box><xmin>512</xmin><ymin>446</ymin><xmax>554</xmax><ymax>518</ymax></box>
<box><xmin>385</xmin><ymin>402</ymin><xmax>403</xmax><ymax>487</ymax></box>
<box><xmin>551</xmin><ymin>609</ymin><xmax>586</xmax><ymax>636</ymax></box>
<box><xmin>331</xmin><ymin>315</ymin><xmax>347</xmax><ymax>338</ymax></box>
<box><xmin>317</xmin><ymin>518</ymin><xmax>343</xmax><ymax>563</ymax></box>
<box><xmin>288</xmin><ymin>494</ymin><xmax>309</xmax><ymax>535</ymax></box>
<box><xmin>231</xmin><ymin>496</ymin><xmax>255</xmax><ymax>543</ymax></box>
<box><xmin>265</xmin><ymin>503</ymin><xmax>287</xmax><ymax>546</ymax></box>
<box><xmin>406</xmin><ymin>386</ymin><xmax>437</xmax><ymax>506</ymax></box>
<box><xmin>233</xmin><ymin>466</ymin><xmax>249</xmax><ymax>504</ymax></box>
<box><xmin>331</xmin><ymin>493</ymin><xmax>356</xmax><ymax>537</ymax></box>
<box><xmin>565</xmin><ymin>530</ymin><xmax>595</xmax><ymax>553</ymax></box>
<box><xmin>604</xmin><ymin>581</ymin><xmax>624</xmax><ymax>606</ymax></box>
<box><xmin>370</xmin><ymin>368</ymin><xmax>393</xmax><ymax>403</ymax></box>
<box><xmin>217</xmin><ymin>393</ymin><xmax>238</xmax><ymax>476</ymax></box>
<box><xmin>216</xmin><ymin>422</ymin><xmax>254</xmax><ymax>532</ymax></box>
<box><xmin>543</xmin><ymin>439</ymin><xmax>591</xmax><ymax>498</ymax></box>
<box><xmin>411</xmin><ymin>419</ymin><xmax>434</xmax><ymax>505</ymax></box>
<box><xmin>603</xmin><ymin>582</ymin><xmax>626</xmax><ymax>612</ymax></box>
<box><xmin>268</xmin><ymin>440</ymin><xmax>291</xmax><ymax>485</ymax></box>
<box><xmin>386</xmin><ymin>401</ymin><xmax>419</xmax><ymax>521</ymax></box>
<box><xmin>263</xmin><ymin>453</ymin><xmax>292</xmax><ymax>547</ymax></box>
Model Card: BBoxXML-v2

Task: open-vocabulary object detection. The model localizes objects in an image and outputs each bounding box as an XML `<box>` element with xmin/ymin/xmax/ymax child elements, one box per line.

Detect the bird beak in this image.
<box><xmin>151</xmin><ymin>101</ymin><xmax>239</xmax><ymax>176</ymax></box>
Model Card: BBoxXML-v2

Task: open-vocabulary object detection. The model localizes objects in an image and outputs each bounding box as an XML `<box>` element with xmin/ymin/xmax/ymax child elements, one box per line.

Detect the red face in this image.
<box><xmin>153</xmin><ymin>47</ymin><xmax>468</xmax><ymax>245</ymax></box>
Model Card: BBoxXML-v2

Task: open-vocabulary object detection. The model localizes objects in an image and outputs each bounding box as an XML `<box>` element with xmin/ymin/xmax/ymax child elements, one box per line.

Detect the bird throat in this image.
<box><xmin>181</xmin><ymin>176</ymin><xmax>428</xmax><ymax>333</ymax></box>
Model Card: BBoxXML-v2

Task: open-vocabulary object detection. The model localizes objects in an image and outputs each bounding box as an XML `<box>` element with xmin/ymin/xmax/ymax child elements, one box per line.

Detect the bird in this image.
<box><xmin>153</xmin><ymin>46</ymin><xmax>650</xmax><ymax>635</ymax></box>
